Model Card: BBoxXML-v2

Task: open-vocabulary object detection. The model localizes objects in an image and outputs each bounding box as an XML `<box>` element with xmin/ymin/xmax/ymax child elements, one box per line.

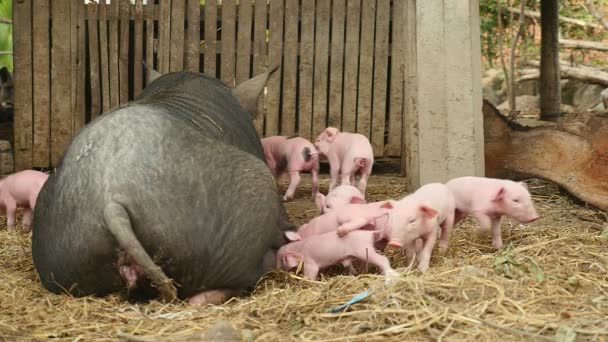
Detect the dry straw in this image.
<box><xmin>1</xmin><ymin>175</ymin><xmax>607</xmax><ymax>341</ymax></box>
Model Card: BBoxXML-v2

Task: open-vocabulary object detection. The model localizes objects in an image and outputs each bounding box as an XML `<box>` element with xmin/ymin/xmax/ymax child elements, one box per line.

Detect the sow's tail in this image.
<box><xmin>103</xmin><ymin>200</ymin><xmax>177</xmax><ymax>302</ymax></box>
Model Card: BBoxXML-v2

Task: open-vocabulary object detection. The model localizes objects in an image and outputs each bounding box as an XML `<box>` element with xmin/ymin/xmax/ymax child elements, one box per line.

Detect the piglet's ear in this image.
<box><xmin>380</xmin><ymin>201</ymin><xmax>393</xmax><ymax>209</ymax></box>
<box><xmin>325</xmin><ymin>127</ymin><xmax>339</xmax><ymax>142</ymax></box>
<box><xmin>350</xmin><ymin>196</ymin><xmax>365</xmax><ymax>204</ymax></box>
<box><xmin>284</xmin><ymin>231</ymin><xmax>302</xmax><ymax>241</ymax></box>
<box><xmin>493</xmin><ymin>187</ymin><xmax>506</xmax><ymax>202</ymax></box>
<box><xmin>518</xmin><ymin>181</ymin><xmax>528</xmax><ymax>190</ymax></box>
<box><xmin>419</xmin><ymin>205</ymin><xmax>438</xmax><ymax>219</ymax></box>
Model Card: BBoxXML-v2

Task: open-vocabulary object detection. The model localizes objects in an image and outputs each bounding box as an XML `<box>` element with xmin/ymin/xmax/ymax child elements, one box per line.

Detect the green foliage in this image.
<box><xmin>0</xmin><ymin>0</ymin><xmax>12</xmax><ymax>71</ymax></box>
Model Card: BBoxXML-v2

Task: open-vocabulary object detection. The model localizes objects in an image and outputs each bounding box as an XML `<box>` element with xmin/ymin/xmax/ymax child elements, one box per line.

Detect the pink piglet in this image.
<box><xmin>0</xmin><ymin>170</ymin><xmax>49</xmax><ymax>233</ymax></box>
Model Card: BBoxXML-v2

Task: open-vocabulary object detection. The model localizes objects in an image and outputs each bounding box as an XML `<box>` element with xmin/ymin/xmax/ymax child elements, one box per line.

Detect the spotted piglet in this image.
<box><xmin>0</xmin><ymin>170</ymin><xmax>49</xmax><ymax>233</ymax></box>
<box><xmin>444</xmin><ymin>176</ymin><xmax>540</xmax><ymax>250</ymax></box>
<box><xmin>314</xmin><ymin>127</ymin><xmax>374</xmax><ymax>195</ymax></box>
<box><xmin>261</xmin><ymin>136</ymin><xmax>320</xmax><ymax>201</ymax></box>
<box><xmin>277</xmin><ymin>230</ymin><xmax>400</xmax><ymax>283</ymax></box>
<box><xmin>314</xmin><ymin>185</ymin><xmax>365</xmax><ymax>214</ymax></box>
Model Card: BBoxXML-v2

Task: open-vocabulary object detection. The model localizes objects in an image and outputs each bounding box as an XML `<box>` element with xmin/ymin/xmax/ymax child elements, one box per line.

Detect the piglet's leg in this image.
<box><xmin>471</xmin><ymin>211</ymin><xmax>492</xmax><ymax>233</ymax></box>
<box><xmin>417</xmin><ymin>226</ymin><xmax>439</xmax><ymax>273</ymax></box>
<box><xmin>336</xmin><ymin>217</ymin><xmax>369</xmax><ymax>237</ymax></box>
<box><xmin>302</xmin><ymin>262</ymin><xmax>320</xmax><ymax>281</ymax></box>
<box><xmin>283</xmin><ymin>171</ymin><xmax>301</xmax><ymax>202</ymax></box>
<box><xmin>437</xmin><ymin>212</ymin><xmax>455</xmax><ymax>254</ymax></box>
<box><xmin>311</xmin><ymin>166</ymin><xmax>320</xmax><ymax>198</ymax></box>
<box><xmin>355</xmin><ymin>248</ymin><xmax>399</xmax><ymax>283</ymax></box>
<box><xmin>5</xmin><ymin>200</ymin><xmax>17</xmax><ymax>231</ymax></box>
<box><xmin>21</xmin><ymin>208</ymin><xmax>33</xmax><ymax>233</ymax></box>
<box><xmin>357</xmin><ymin>164</ymin><xmax>372</xmax><ymax>196</ymax></box>
<box><xmin>329</xmin><ymin>163</ymin><xmax>340</xmax><ymax>191</ymax></box>
<box><xmin>189</xmin><ymin>289</ymin><xmax>242</xmax><ymax>306</ymax></box>
<box><xmin>490</xmin><ymin>215</ymin><xmax>504</xmax><ymax>250</ymax></box>
<box><xmin>341</xmin><ymin>259</ymin><xmax>358</xmax><ymax>275</ymax></box>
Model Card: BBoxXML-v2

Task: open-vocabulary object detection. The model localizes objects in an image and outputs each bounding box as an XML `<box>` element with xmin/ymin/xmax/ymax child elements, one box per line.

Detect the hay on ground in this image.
<box><xmin>0</xmin><ymin>174</ymin><xmax>607</xmax><ymax>341</ymax></box>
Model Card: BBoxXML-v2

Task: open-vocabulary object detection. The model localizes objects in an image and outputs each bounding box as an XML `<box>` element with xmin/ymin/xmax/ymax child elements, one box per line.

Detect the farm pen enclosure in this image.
<box><xmin>12</xmin><ymin>0</ymin><xmax>484</xmax><ymax>186</ymax></box>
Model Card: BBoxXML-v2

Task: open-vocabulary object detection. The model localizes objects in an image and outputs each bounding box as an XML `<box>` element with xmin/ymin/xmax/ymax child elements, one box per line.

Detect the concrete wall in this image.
<box><xmin>403</xmin><ymin>0</ymin><xmax>484</xmax><ymax>190</ymax></box>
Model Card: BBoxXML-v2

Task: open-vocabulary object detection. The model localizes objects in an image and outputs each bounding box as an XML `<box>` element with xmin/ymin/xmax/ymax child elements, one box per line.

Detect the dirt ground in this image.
<box><xmin>0</xmin><ymin>170</ymin><xmax>607</xmax><ymax>341</ymax></box>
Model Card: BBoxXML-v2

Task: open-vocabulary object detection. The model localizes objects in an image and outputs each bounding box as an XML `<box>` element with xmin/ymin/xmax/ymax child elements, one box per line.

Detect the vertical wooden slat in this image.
<box><xmin>252</xmin><ymin>0</ymin><xmax>267</xmax><ymax>136</ymax></box>
<box><xmin>328</xmin><ymin>0</ymin><xmax>346</xmax><ymax>129</ymax></box>
<box><xmin>402</xmin><ymin>0</ymin><xmax>418</xmax><ymax>178</ymax></box>
<box><xmin>70</xmin><ymin>0</ymin><xmax>78</xmax><ymax>128</ymax></box>
<box><xmin>170</xmin><ymin>0</ymin><xmax>185</xmax><ymax>72</ymax></box>
<box><xmin>341</xmin><ymin>0</ymin><xmax>361</xmax><ymax>133</ymax></box>
<box><xmin>145</xmin><ymin>3</ymin><xmax>154</xmax><ymax>84</ymax></box>
<box><xmin>265</xmin><ymin>0</ymin><xmax>283</xmax><ymax>136</ymax></box>
<box><xmin>387</xmin><ymin>0</ymin><xmax>405</xmax><ymax>156</ymax></box>
<box><xmin>236</xmin><ymin>1</ymin><xmax>253</xmax><ymax>85</ymax></box>
<box><xmin>87</xmin><ymin>4</ymin><xmax>101</xmax><ymax>122</ymax></box>
<box><xmin>204</xmin><ymin>0</ymin><xmax>217</xmax><ymax>76</ymax></box>
<box><xmin>13</xmin><ymin>0</ymin><xmax>33</xmax><ymax>170</ymax></box>
<box><xmin>133</xmin><ymin>0</ymin><xmax>144</xmax><ymax>97</ymax></box>
<box><xmin>221</xmin><ymin>0</ymin><xmax>236</xmax><ymax>86</ymax></box>
<box><xmin>119</xmin><ymin>0</ymin><xmax>130</xmax><ymax>104</ymax></box>
<box><xmin>158</xmin><ymin>0</ymin><xmax>172</xmax><ymax>74</ymax></box>
<box><xmin>356</xmin><ymin>0</ymin><xmax>376</xmax><ymax>138</ymax></box>
<box><xmin>281</xmin><ymin>0</ymin><xmax>298</xmax><ymax>136</ymax></box>
<box><xmin>185</xmin><ymin>0</ymin><xmax>200</xmax><ymax>72</ymax></box>
<box><xmin>298</xmin><ymin>0</ymin><xmax>315</xmax><ymax>140</ymax></box>
<box><xmin>312</xmin><ymin>0</ymin><xmax>330</xmax><ymax>138</ymax></box>
<box><xmin>109</xmin><ymin>0</ymin><xmax>120</xmax><ymax>108</ymax></box>
<box><xmin>76</xmin><ymin>1</ymin><xmax>86</xmax><ymax>130</ymax></box>
<box><xmin>371</xmin><ymin>0</ymin><xmax>390</xmax><ymax>156</ymax></box>
<box><xmin>99</xmin><ymin>2</ymin><xmax>111</xmax><ymax>112</ymax></box>
<box><xmin>51</xmin><ymin>0</ymin><xmax>73</xmax><ymax>166</ymax></box>
<box><xmin>32</xmin><ymin>0</ymin><xmax>50</xmax><ymax>167</ymax></box>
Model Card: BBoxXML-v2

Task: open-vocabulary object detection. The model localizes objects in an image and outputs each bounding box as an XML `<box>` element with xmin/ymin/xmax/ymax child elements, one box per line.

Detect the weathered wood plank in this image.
<box><xmin>145</xmin><ymin>3</ymin><xmax>154</xmax><ymax>84</ymax></box>
<box><xmin>281</xmin><ymin>0</ymin><xmax>298</xmax><ymax>136</ymax></box>
<box><xmin>119</xmin><ymin>0</ymin><xmax>130</xmax><ymax>104</ymax></box>
<box><xmin>387</xmin><ymin>0</ymin><xmax>405</xmax><ymax>157</ymax></box>
<box><xmin>312</xmin><ymin>0</ymin><xmax>331</xmax><ymax>137</ymax></box>
<box><xmin>298</xmin><ymin>0</ymin><xmax>315</xmax><ymax>140</ymax></box>
<box><xmin>158</xmin><ymin>0</ymin><xmax>172</xmax><ymax>73</ymax></box>
<box><xmin>99</xmin><ymin>1</ymin><xmax>111</xmax><ymax>112</ymax></box>
<box><xmin>170</xmin><ymin>0</ymin><xmax>185</xmax><ymax>72</ymax></box>
<box><xmin>133</xmin><ymin>0</ymin><xmax>144</xmax><ymax>97</ymax></box>
<box><xmin>185</xmin><ymin>0</ymin><xmax>200</xmax><ymax>72</ymax></box>
<box><xmin>341</xmin><ymin>0</ymin><xmax>361</xmax><ymax>133</ymax></box>
<box><xmin>252</xmin><ymin>0</ymin><xmax>267</xmax><ymax>135</ymax></box>
<box><xmin>32</xmin><ymin>0</ymin><xmax>50</xmax><ymax>167</ymax></box>
<box><xmin>13</xmin><ymin>0</ymin><xmax>33</xmax><ymax>170</ymax></box>
<box><xmin>328</xmin><ymin>0</ymin><xmax>346</xmax><ymax>129</ymax></box>
<box><xmin>70</xmin><ymin>0</ymin><xmax>78</xmax><ymax>128</ymax></box>
<box><xmin>236</xmin><ymin>0</ymin><xmax>253</xmax><ymax>85</ymax></box>
<box><xmin>204</xmin><ymin>0</ymin><xmax>217</xmax><ymax>76</ymax></box>
<box><xmin>356</xmin><ymin>0</ymin><xmax>376</xmax><ymax>138</ymax></box>
<box><xmin>265</xmin><ymin>0</ymin><xmax>283</xmax><ymax>136</ymax></box>
<box><xmin>87</xmin><ymin>4</ymin><xmax>101</xmax><ymax>121</ymax></box>
<box><xmin>371</xmin><ymin>0</ymin><xmax>390</xmax><ymax>156</ymax></box>
<box><xmin>221</xmin><ymin>0</ymin><xmax>236</xmax><ymax>86</ymax></box>
<box><xmin>76</xmin><ymin>0</ymin><xmax>86</xmax><ymax>129</ymax></box>
<box><xmin>51</xmin><ymin>0</ymin><xmax>73</xmax><ymax>166</ymax></box>
<box><xmin>109</xmin><ymin>0</ymin><xmax>120</xmax><ymax>108</ymax></box>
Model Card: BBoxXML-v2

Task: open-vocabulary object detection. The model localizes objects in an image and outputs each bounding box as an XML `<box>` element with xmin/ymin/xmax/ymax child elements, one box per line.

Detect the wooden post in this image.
<box><xmin>540</xmin><ymin>0</ymin><xmax>562</xmax><ymax>121</ymax></box>
<box><xmin>403</xmin><ymin>0</ymin><xmax>484</xmax><ymax>187</ymax></box>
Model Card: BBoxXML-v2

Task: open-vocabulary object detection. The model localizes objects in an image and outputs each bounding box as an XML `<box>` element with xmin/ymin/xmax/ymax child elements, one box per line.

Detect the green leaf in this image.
<box><xmin>555</xmin><ymin>325</ymin><xmax>577</xmax><ymax>342</ymax></box>
<box><xmin>600</xmin><ymin>228</ymin><xmax>608</xmax><ymax>240</ymax></box>
<box><xmin>524</xmin><ymin>256</ymin><xmax>545</xmax><ymax>283</ymax></box>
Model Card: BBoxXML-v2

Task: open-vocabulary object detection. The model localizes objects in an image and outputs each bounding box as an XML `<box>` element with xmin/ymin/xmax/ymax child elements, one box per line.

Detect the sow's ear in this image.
<box><xmin>233</xmin><ymin>64</ymin><xmax>280</xmax><ymax>117</ymax></box>
<box><xmin>143</xmin><ymin>61</ymin><xmax>162</xmax><ymax>84</ymax></box>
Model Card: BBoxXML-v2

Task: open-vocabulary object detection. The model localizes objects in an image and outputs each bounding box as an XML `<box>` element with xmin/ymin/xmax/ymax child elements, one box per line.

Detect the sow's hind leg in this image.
<box><xmin>103</xmin><ymin>200</ymin><xmax>177</xmax><ymax>302</ymax></box>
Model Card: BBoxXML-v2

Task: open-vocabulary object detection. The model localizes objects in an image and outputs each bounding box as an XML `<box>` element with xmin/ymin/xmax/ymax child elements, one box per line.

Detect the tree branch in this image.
<box><xmin>585</xmin><ymin>0</ymin><xmax>608</xmax><ymax>30</ymax></box>
<box><xmin>560</xmin><ymin>39</ymin><xmax>608</xmax><ymax>52</ymax></box>
<box><xmin>506</xmin><ymin>6</ymin><xmax>604</xmax><ymax>30</ymax></box>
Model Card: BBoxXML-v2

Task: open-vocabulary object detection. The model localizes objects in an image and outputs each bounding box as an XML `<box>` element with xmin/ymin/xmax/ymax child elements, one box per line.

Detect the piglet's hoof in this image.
<box><xmin>384</xmin><ymin>269</ymin><xmax>401</xmax><ymax>285</ymax></box>
<box><xmin>282</xmin><ymin>195</ymin><xmax>294</xmax><ymax>202</ymax></box>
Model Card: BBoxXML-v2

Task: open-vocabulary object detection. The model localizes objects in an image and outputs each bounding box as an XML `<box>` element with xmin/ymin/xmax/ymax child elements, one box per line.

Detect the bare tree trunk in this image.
<box><xmin>497</xmin><ymin>2</ymin><xmax>513</xmax><ymax>111</ymax></box>
<box><xmin>509</xmin><ymin>0</ymin><xmax>526</xmax><ymax>111</ymax></box>
<box><xmin>540</xmin><ymin>0</ymin><xmax>561</xmax><ymax>121</ymax></box>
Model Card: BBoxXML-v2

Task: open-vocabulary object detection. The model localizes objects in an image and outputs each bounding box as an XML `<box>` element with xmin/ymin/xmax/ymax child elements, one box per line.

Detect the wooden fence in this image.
<box><xmin>13</xmin><ymin>0</ymin><xmax>407</xmax><ymax>170</ymax></box>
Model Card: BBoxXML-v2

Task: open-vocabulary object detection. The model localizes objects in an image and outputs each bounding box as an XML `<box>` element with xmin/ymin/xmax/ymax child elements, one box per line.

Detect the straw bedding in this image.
<box><xmin>0</xmin><ymin>173</ymin><xmax>606</xmax><ymax>341</ymax></box>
